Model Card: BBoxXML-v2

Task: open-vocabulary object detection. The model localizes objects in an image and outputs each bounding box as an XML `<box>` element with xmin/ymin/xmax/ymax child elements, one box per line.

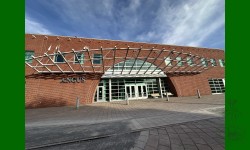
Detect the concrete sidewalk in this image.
<box><xmin>26</xmin><ymin>94</ymin><xmax>224</xmax><ymax>149</ymax></box>
<box><xmin>26</xmin><ymin>94</ymin><xmax>224</xmax><ymax>127</ymax></box>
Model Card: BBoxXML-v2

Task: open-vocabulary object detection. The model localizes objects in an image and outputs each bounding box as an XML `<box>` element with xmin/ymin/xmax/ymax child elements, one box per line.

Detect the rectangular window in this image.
<box><xmin>208</xmin><ymin>78</ymin><xmax>225</xmax><ymax>94</ymax></box>
<box><xmin>165</xmin><ymin>57</ymin><xmax>172</xmax><ymax>66</ymax></box>
<box><xmin>74</xmin><ymin>52</ymin><xmax>84</xmax><ymax>64</ymax></box>
<box><xmin>219</xmin><ymin>59</ymin><xmax>225</xmax><ymax>67</ymax></box>
<box><xmin>186</xmin><ymin>57</ymin><xmax>194</xmax><ymax>66</ymax></box>
<box><xmin>93</xmin><ymin>54</ymin><xmax>102</xmax><ymax>64</ymax></box>
<box><xmin>25</xmin><ymin>50</ymin><xmax>34</xmax><ymax>63</ymax></box>
<box><xmin>210</xmin><ymin>58</ymin><xmax>217</xmax><ymax>66</ymax></box>
<box><xmin>201</xmin><ymin>58</ymin><xmax>208</xmax><ymax>67</ymax></box>
<box><xmin>176</xmin><ymin>57</ymin><xmax>183</xmax><ymax>66</ymax></box>
<box><xmin>54</xmin><ymin>53</ymin><xmax>65</xmax><ymax>63</ymax></box>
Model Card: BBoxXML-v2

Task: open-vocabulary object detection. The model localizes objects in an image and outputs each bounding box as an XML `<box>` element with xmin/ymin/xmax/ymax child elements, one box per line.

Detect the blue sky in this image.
<box><xmin>25</xmin><ymin>0</ymin><xmax>225</xmax><ymax>49</ymax></box>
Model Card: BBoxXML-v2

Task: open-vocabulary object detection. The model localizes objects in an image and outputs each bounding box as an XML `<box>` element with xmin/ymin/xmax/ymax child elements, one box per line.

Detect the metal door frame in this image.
<box><xmin>125</xmin><ymin>83</ymin><xmax>148</xmax><ymax>100</ymax></box>
<box><xmin>96</xmin><ymin>86</ymin><xmax>105</xmax><ymax>102</ymax></box>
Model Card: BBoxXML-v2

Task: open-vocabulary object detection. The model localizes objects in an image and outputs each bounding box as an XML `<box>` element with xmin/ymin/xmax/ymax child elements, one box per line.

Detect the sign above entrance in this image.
<box><xmin>61</xmin><ymin>77</ymin><xmax>85</xmax><ymax>83</ymax></box>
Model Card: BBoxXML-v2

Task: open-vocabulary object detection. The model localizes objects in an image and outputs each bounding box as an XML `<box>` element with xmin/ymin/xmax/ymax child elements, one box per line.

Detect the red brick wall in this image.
<box><xmin>168</xmin><ymin>67</ymin><xmax>225</xmax><ymax>97</ymax></box>
<box><xmin>25</xmin><ymin>78</ymin><xmax>100</xmax><ymax>108</ymax></box>
<box><xmin>25</xmin><ymin>34</ymin><xmax>225</xmax><ymax>108</ymax></box>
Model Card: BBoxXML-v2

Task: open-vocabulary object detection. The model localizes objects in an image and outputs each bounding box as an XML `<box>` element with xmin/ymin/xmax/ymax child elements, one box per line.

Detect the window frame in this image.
<box><xmin>74</xmin><ymin>52</ymin><xmax>84</xmax><ymax>64</ymax></box>
<box><xmin>25</xmin><ymin>50</ymin><xmax>35</xmax><ymax>63</ymax></box>
<box><xmin>201</xmin><ymin>58</ymin><xmax>208</xmax><ymax>67</ymax></box>
<box><xmin>208</xmin><ymin>78</ymin><xmax>225</xmax><ymax>94</ymax></box>
<box><xmin>93</xmin><ymin>54</ymin><xmax>102</xmax><ymax>64</ymax></box>
<box><xmin>210</xmin><ymin>58</ymin><xmax>217</xmax><ymax>66</ymax></box>
<box><xmin>186</xmin><ymin>56</ymin><xmax>194</xmax><ymax>66</ymax></box>
<box><xmin>176</xmin><ymin>57</ymin><xmax>183</xmax><ymax>66</ymax></box>
<box><xmin>54</xmin><ymin>52</ymin><xmax>66</xmax><ymax>63</ymax></box>
<box><xmin>218</xmin><ymin>59</ymin><xmax>225</xmax><ymax>67</ymax></box>
<box><xmin>164</xmin><ymin>57</ymin><xmax>172</xmax><ymax>66</ymax></box>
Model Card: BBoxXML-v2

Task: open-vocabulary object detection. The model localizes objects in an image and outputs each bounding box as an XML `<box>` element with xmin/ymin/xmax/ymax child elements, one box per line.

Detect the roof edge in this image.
<box><xmin>25</xmin><ymin>33</ymin><xmax>224</xmax><ymax>51</ymax></box>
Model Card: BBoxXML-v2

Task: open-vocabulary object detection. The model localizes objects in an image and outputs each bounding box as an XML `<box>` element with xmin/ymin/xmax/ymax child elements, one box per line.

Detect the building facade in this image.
<box><xmin>25</xmin><ymin>34</ymin><xmax>225</xmax><ymax>108</ymax></box>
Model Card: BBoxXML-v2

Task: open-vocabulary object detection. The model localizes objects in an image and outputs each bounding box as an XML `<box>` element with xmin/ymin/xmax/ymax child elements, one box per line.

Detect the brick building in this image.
<box><xmin>25</xmin><ymin>34</ymin><xmax>225</xmax><ymax>108</ymax></box>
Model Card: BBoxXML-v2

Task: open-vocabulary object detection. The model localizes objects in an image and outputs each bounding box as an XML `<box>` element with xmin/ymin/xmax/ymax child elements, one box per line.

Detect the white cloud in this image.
<box><xmin>128</xmin><ymin>0</ymin><xmax>141</xmax><ymax>11</ymax></box>
<box><xmin>52</xmin><ymin>0</ymin><xmax>115</xmax><ymax>24</ymax></box>
<box><xmin>25</xmin><ymin>16</ymin><xmax>53</xmax><ymax>35</ymax></box>
<box><xmin>136</xmin><ymin>0</ymin><xmax>225</xmax><ymax>47</ymax></box>
<box><xmin>102</xmin><ymin>0</ymin><xmax>115</xmax><ymax>16</ymax></box>
<box><xmin>25</xmin><ymin>0</ymin><xmax>224</xmax><ymax>48</ymax></box>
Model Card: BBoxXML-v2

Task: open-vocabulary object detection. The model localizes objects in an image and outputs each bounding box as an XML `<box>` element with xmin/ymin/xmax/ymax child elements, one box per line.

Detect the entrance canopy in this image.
<box><xmin>25</xmin><ymin>46</ymin><xmax>213</xmax><ymax>78</ymax></box>
<box><xmin>103</xmin><ymin>59</ymin><xmax>166</xmax><ymax>78</ymax></box>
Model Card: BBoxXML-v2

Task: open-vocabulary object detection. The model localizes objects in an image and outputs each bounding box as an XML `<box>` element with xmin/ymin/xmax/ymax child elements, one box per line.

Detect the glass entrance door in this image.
<box><xmin>96</xmin><ymin>86</ymin><xmax>105</xmax><ymax>102</ymax></box>
<box><xmin>125</xmin><ymin>85</ymin><xmax>136</xmax><ymax>99</ymax></box>
<box><xmin>137</xmin><ymin>85</ymin><xmax>148</xmax><ymax>99</ymax></box>
<box><xmin>125</xmin><ymin>84</ymin><xmax>148</xmax><ymax>100</ymax></box>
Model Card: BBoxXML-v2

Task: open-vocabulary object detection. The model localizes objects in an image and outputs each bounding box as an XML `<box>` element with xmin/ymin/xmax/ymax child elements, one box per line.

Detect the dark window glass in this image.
<box><xmin>93</xmin><ymin>54</ymin><xmax>102</xmax><ymax>64</ymax></box>
<box><xmin>54</xmin><ymin>53</ymin><xmax>65</xmax><ymax>63</ymax></box>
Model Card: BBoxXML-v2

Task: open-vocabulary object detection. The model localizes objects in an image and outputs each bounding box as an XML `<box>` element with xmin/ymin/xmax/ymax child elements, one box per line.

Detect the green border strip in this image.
<box><xmin>226</xmin><ymin>0</ymin><xmax>250</xmax><ymax>149</ymax></box>
<box><xmin>1</xmin><ymin>0</ymin><xmax>24</xmax><ymax>149</ymax></box>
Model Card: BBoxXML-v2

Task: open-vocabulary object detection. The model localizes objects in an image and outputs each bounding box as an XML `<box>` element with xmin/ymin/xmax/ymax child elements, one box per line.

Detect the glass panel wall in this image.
<box><xmin>94</xmin><ymin>78</ymin><xmax>169</xmax><ymax>101</ymax></box>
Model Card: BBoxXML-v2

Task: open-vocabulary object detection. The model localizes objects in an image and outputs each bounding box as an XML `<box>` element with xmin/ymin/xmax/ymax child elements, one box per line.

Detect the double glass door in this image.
<box><xmin>125</xmin><ymin>84</ymin><xmax>147</xmax><ymax>100</ymax></box>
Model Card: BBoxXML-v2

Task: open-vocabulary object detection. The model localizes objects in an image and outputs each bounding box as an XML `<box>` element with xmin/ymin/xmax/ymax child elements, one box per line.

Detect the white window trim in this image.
<box><xmin>92</xmin><ymin>54</ymin><xmax>102</xmax><ymax>64</ymax></box>
<box><xmin>73</xmin><ymin>52</ymin><xmax>84</xmax><ymax>64</ymax></box>
<box><xmin>165</xmin><ymin>57</ymin><xmax>172</xmax><ymax>66</ymax></box>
